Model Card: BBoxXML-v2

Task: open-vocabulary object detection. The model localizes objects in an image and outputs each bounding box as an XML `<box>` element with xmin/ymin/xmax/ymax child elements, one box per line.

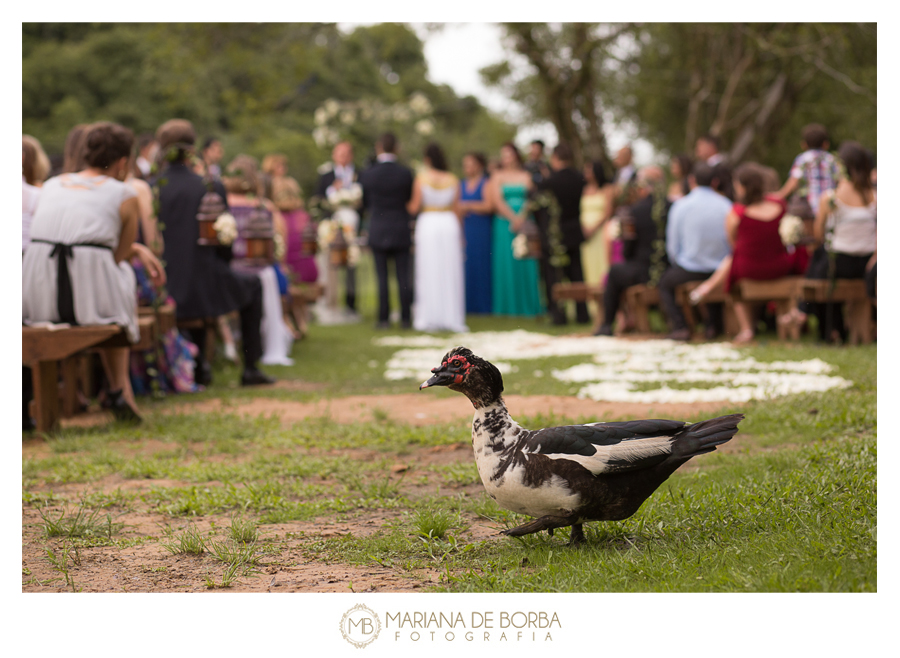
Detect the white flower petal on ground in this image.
<box><xmin>378</xmin><ymin>330</ymin><xmax>851</xmax><ymax>402</ymax></box>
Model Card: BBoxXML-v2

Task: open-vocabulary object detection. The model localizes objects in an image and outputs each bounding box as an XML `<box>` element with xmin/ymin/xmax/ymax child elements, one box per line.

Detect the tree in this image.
<box><xmin>613</xmin><ymin>23</ymin><xmax>876</xmax><ymax>172</ymax></box>
<box><xmin>480</xmin><ymin>23</ymin><xmax>632</xmax><ymax>167</ymax></box>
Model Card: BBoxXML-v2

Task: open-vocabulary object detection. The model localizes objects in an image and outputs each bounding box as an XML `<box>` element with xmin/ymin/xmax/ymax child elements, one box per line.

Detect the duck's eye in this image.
<box><xmin>451</xmin><ymin>359</ymin><xmax>461</xmax><ymax>368</ymax></box>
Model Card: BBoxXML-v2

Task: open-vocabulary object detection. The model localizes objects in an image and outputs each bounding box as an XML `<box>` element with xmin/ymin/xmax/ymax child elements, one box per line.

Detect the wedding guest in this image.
<box><xmin>315</xmin><ymin>141</ymin><xmax>360</xmax><ymax>313</ymax></box>
<box><xmin>408</xmin><ymin>142</ymin><xmax>467</xmax><ymax>333</ymax></box>
<box><xmin>360</xmin><ymin>132</ymin><xmax>414</xmax><ymax>328</ymax></box>
<box><xmin>695</xmin><ymin>134</ymin><xmax>726</xmax><ymax>166</ymax></box>
<box><xmin>263</xmin><ymin>153</ymin><xmax>318</xmax><ymax>285</ymax></box>
<box><xmin>536</xmin><ymin>143</ymin><xmax>589</xmax><ymax>325</ymax></box>
<box><xmin>659</xmin><ymin>161</ymin><xmax>731</xmax><ymax>340</ymax></box>
<box><xmin>614</xmin><ymin>145</ymin><xmax>636</xmax><ymax>187</ymax></box>
<box><xmin>793</xmin><ymin>142</ymin><xmax>876</xmax><ymax>343</ymax></box>
<box><xmin>580</xmin><ymin>160</ymin><xmax>615</xmax><ymax>292</ymax></box>
<box><xmin>773</xmin><ymin>123</ymin><xmax>840</xmax><ymax>215</ymax></box>
<box><xmin>525</xmin><ymin>139</ymin><xmax>547</xmax><ymax>185</ymax></box>
<box><xmin>223</xmin><ymin>155</ymin><xmax>295</xmax><ymax>365</ymax></box>
<box><xmin>62</xmin><ymin>123</ymin><xmax>90</xmax><ymax>173</ymax></box>
<box><xmin>487</xmin><ymin>142</ymin><xmax>543</xmax><ymax>317</ymax></box>
<box><xmin>201</xmin><ymin>136</ymin><xmax>224</xmax><ymax>181</ymax></box>
<box><xmin>667</xmin><ymin>153</ymin><xmax>693</xmax><ymax>202</ymax></box>
<box><xmin>135</xmin><ymin>133</ymin><xmax>157</xmax><ymax>179</ymax></box>
<box><xmin>23</xmin><ymin>122</ymin><xmax>166</xmax><ymax>421</ymax></box>
<box><xmin>22</xmin><ymin>135</ymin><xmax>51</xmax><ymax>251</ymax></box>
<box><xmin>458</xmin><ymin>152</ymin><xmax>493</xmax><ymax>314</ymax></box>
<box><xmin>595</xmin><ymin>166</ymin><xmax>669</xmax><ymax>336</ymax></box>
<box><xmin>154</xmin><ymin>119</ymin><xmax>273</xmax><ymax>386</ymax></box>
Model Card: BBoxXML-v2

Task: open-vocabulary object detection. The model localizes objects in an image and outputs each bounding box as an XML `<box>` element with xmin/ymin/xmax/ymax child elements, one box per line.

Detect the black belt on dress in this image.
<box><xmin>30</xmin><ymin>239</ymin><xmax>113</xmax><ymax>326</ymax></box>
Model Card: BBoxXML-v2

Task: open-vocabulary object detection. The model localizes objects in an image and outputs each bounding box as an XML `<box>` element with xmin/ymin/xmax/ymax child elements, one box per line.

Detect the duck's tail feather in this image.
<box><xmin>672</xmin><ymin>413</ymin><xmax>744</xmax><ymax>459</ymax></box>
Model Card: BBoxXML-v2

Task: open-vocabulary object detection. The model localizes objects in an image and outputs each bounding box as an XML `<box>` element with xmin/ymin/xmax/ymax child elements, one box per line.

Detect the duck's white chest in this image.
<box><xmin>471</xmin><ymin>406</ymin><xmax>581</xmax><ymax>518</ymax></box>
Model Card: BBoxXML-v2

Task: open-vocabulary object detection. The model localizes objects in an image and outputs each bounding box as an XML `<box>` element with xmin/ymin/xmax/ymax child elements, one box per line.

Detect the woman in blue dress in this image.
<box><xmin>486</xmin><ymin>143</ymin><xmax>544</xmax><ymax>317</ymax></box>
<box><xmin>458</xmin><ymin>152</ymin><xmax>494</xmax><ymax>314</ymax></box>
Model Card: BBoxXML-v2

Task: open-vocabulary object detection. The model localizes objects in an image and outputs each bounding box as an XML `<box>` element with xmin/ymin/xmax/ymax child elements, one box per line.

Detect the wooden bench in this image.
<box><xmin>730</xmin><ymin>277</ymin><xmax>804</xmax><ymax>340</ymax></box>
<box><xmin>551</xmin><ymin>283</ymin><xmax>605</xmax><ymax>332</ymax></box>
<box><xmin>23</xmin><ymin>315</ymin><xmax>157</xmax><ymax>432</ymax></box>
<box><xmin>287</xmin><ymin>282</ymin><xmax>324</xmax><ymax>338</ymax></box>
<box><xmin>623</xmin><ymin>285</ymin><xmax>660</xmax><ymax>334</ymax></box>
<box><xmin>674</xmin><ymin>281</ymin><xmax>740</xmax><ymax>338</ymax></box>
<box><xmin>801</xmin><ymin>279</ymin><xmax>874</xmax><ymax>345</ymax></box>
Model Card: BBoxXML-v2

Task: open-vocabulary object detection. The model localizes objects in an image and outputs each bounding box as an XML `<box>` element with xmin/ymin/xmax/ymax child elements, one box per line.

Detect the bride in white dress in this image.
<box><xmin>408</xmin><ymin>143</ymin><xmax>468</xmax><ymax>333</ymax></box>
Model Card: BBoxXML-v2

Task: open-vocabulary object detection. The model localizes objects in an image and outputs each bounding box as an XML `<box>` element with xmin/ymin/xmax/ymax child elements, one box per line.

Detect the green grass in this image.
<box><xmin>22</xmin><ymin>290</ymin><xmax>876</xmax><ymax>592</ymax></box>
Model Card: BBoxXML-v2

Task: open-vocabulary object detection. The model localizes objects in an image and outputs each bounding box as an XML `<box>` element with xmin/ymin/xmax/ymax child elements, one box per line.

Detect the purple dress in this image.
<box><xmin>461</xmin><ymin>176</ymin><xmax>492</xmax><ymax>314</ymax></box>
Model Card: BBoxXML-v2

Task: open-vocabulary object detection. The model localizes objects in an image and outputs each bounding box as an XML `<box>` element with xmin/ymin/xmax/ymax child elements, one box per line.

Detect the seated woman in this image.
<box><xmin>22</xmin><ymin>122</ymin><xmax>165</xmax><ymax>421</ymax></box>
<box><xmin>792</xmin><ymin>141</ymin><xmax>876</xmax><ymax>343</ymax></box>
<box><xmin>223</xmin><ymin>155</ymin><xmax>296</xmax><ymax>366</ymax></box>
<box><xmin>691</xmin><ymin>162</ymin><xmax>807</xmax><ymax>344</ymax></box>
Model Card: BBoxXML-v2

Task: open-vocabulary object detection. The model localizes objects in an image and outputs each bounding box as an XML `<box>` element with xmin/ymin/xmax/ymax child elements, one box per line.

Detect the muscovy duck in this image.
<box><xmin>419</xmin><ymin>347</ymin><xmax>744</xmax><ymax>545</ymax></box>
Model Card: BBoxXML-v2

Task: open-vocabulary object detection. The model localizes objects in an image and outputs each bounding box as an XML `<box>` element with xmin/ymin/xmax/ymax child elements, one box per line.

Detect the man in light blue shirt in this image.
<box><xmin>660</xmin><ymin>161</ymin><xmax>732</xmax><ymax>339</ymax></box>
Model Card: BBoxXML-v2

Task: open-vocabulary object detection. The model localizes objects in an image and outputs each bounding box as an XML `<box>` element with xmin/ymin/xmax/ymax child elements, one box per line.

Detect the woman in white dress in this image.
<box><xmin>22</xmin><ymin>122</ymin><xmax>165</xmax><ymax>421</ymax></box>
<box><xmin>408</xmin><ymin>143</ymin><xmax>468</xmax><ymax>333</ymax></box>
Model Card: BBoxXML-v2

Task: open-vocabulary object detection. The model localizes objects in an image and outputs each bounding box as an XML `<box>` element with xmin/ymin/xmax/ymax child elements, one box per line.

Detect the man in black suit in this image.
<box><xmin>536</xmin><ymin>143</ymin><xmax>590</xmax><ymax>325</ymax></box>
<box><xmin>314</xmin><ymin>140</ymin><xmax>359</xmax><ymax>313</ymax></box>
<box><xmin>154</xmin><ymin>119</ymin><xmax>273</xmax><ymax>386</ymax></box>
<box><xmin>360</xmin><ymin>133</ymin><xmax>414</xmax><ymax>328</ymax></box>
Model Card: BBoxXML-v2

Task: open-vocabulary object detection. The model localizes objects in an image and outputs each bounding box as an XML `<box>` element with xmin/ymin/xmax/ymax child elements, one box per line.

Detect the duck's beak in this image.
<box><xmin>419</xmin><ymin>367</ymin><xmax>455</xmax><ymax>390</ymax></box>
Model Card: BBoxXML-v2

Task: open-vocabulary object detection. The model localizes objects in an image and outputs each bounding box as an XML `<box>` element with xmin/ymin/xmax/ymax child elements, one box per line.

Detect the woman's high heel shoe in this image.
<box><xmin>109</xmin><ymin>389</ymin><xmax>142</xmax><ymax>423</ymax></box>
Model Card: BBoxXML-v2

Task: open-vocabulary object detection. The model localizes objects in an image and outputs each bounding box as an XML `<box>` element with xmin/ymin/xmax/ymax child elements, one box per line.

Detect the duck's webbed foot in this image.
<box><xmin>501</xmin><ymin>515</ymin><xmax>579</xmax><ymax>540</ymax></box>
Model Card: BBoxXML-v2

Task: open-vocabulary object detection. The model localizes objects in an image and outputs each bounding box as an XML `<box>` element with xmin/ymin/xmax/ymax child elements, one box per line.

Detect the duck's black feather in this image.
<box><xmin>529</xmin><ymin>419</ymin><xmax>686</xmax><ymax>455</ymax></box>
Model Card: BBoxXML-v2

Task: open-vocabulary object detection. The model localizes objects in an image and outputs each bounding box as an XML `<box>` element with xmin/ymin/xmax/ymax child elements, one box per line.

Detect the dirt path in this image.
<box><xmin>61</xmin><ymin>393</ymin><xmax>740</xmax><ymax>429</ymax></box>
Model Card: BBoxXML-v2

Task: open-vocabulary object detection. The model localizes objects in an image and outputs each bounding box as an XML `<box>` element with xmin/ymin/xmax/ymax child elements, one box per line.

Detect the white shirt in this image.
<box><xmin>707</xmin><ymin>153</ymin><xmax>726</xmax><ymax>166</ymax></box>
<box><xmin>376</xmin><ymin>153</ymin><xmax>397</xmax><ymax>163</ymax></box>
<box><xmin>22</xmin><ymin>177</ymin><xmax>40</xmax><ymax>252</ymax></box>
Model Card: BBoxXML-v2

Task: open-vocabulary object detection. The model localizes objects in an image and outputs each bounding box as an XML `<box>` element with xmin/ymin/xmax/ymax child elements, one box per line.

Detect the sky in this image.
<box><xmin>340</xmin><ymin>22</ymin><xmax>657</xmax><ymax>165</ymax></box>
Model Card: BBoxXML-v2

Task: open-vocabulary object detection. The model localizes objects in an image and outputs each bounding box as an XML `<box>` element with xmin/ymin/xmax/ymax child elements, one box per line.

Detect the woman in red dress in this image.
<box><xmin>691</xmin><ymin>162</ymin><xmax>807</xmax><ymax>343</ymax></box>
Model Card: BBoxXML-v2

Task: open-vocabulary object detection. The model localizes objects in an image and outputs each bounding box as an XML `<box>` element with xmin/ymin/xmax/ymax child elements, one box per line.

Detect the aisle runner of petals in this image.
<box><xmin>375</xmin><ymin>330</ymin><xmax>851</xmax><ymax>403</ymax></box>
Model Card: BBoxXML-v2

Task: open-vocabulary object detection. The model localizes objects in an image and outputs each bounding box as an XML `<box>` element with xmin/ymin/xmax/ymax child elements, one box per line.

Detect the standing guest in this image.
<box><xmin>595</xmin><ymin>166</ymin><xmax>670</xmax><ymax>336</ymax></box>
<box><xmin>579</xmin><ymin>160</ymin><xmax>615</xmax><ymax>291</ymax></box>
<box><xmin>135</xmin><ymin>133</ymin><xmax>158</xmax><ymax>179</ymax></box>
<box><xmin>711</xmin><ymin>161</ymin><xmax>735</xmax><ymax>202</ymax></box>
<box><xmin>23</xmin><ymin>122</ymin><xmax>166</xmax><ymax>421</ymax></box>
<box><xmin>153</xmin><ymin>119</ymin><xmax>274</xmax><ymax>386</ymax></box>
<box><xmin>360</xmin><ymin>132</ymin><xmax>415</xmax><ymax>329</ymax></box>
<box><xmin>536</xmin><ymin>143</ymin><xmax>589</xmax><ymax>325</ymax></box>
<box><xmin>785</xmin><ymin>142</ymin><xmax>876</xmax><ymax>343</ymax></box>
<box><xmin>524</xmin><ymin>139</ymin><xmax>548</xmax><ymax>185</ymax></box>
<box><xmin>458</xmin><ymin>152</ymin><xmax>494</xmax><ymax>315</ymax></box>
<box><xmin>773</xmin><ymin>123</ymin><xmax>840</xmax><ymax>216</ymax></box>
<box><xmin>667</xmin><ymin>153</ymin><xmax>693</xmax><ymax>202</ymax></box>
<box><xmin>315</xmin><ymin>141</ymin><xmax>359</xmax><ymax>313</ymax></box>
<box><xmin>223</xmin><ymin>155</ymin><xmax>295</xmax><ymax>365</ymax></box>
<box><xmin>201</xmin><ymin>137</ymin><xmax>224</xmax><ymax>181</ymax></box>
<box><xmin>62</xmin><ymin>123</ymin><xmax>90</xmax><ymax>174</ymax></box>
<box><xmin>263</xmin><ymin>153</ymin><xmax>318</xmax><ymax>285</ymax></box>
<box><xmin>487</xmin><ymin>142</ymin><xmax>544</xmax><ymax>317</ymax></box>
<box><xmin>614</xmin><ymin>145</ymin><xmax>636</xmax><ymax>186</ymax></box>
<box><xmin>695</xmin><ymin>134</ymin><xmax>726</xmax><ymax>166</ymax></box>
<box><xmin>408</xmin><ymin>143</ymin><xmax>468</xmax><ymax>333</ymax></box>
<box><xmin>659</xmin><ymin>161</ymin><xmax>732</xmax><ymax>340</ymax></box>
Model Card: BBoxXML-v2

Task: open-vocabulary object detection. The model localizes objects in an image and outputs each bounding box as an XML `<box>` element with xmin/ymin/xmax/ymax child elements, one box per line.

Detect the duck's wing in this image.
<box><xmin>525</xmin><ymin>420</ymin><xmax>687</xmax><ymax>475</ymax></box>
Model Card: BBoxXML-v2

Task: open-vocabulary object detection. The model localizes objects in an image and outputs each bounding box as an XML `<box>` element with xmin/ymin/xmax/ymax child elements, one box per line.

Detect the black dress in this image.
<box><xmin>156</xmin><ymin>163</ymin><xmax>256</xmax><ymax>320</ymax></box>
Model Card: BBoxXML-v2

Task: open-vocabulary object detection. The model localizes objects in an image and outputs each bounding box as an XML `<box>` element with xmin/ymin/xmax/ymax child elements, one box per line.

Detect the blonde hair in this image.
<box><xmin>261</xmin><ymin>153</ymin><xmax>288</xmax><ymax>177</ymax></box>
<box><xmin>23</xmin><ymin>135</ymin><xmax>51</xmax><ymax>185</ymax></box>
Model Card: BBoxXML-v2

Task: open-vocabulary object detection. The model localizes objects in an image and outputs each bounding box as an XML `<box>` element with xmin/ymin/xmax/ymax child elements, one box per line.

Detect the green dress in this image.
<box><xmin>491</xmin><ymin>183</ymin><xmax>545</xmax><ymax>316</ymax></box>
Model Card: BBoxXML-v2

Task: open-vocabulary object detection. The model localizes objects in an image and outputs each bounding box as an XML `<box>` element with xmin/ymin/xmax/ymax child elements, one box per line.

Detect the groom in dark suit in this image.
<box><xmin>536</xmin><ymin>143</ymin><xmax>590</xmax><ymax>325</ymax></box>
<box><xmin>360</xmin><ymin>133</ymin><xmax>414</xmax><ymax>328</ymax></box>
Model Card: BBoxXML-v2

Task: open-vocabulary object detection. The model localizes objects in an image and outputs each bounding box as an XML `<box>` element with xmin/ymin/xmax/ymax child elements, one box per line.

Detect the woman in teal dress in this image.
<box><xmin>487</xmin><ymin>143</ymin><xmax>544</xmax><ymax>316</ymax></box>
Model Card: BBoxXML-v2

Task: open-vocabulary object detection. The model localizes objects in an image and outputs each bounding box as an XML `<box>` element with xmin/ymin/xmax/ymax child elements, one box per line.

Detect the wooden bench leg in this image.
<box><xmin>32</xmin><ymin>360</ymin><xmax>60</xmax><ymax>433</ymax></box>
<box><xmin>60</xmin><ymin>357</ymin><xmax>79</xmax><ymax>417</ymax></box>
<box><xmin>846</xmin><ymin>299</ymin><xmax>872</xmax><ymax>345</ymax></box>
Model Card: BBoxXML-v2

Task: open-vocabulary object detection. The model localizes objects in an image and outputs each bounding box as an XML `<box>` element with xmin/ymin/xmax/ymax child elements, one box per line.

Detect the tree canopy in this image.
<box><xmin>23</xmin><ymin>23</ymin><xmax>515</xmax><ymax>193</ymax></box>
<box><xmin>482</xmin><ymin>23</ymin><xmax>876</xmax><ymax>175</ymax></box>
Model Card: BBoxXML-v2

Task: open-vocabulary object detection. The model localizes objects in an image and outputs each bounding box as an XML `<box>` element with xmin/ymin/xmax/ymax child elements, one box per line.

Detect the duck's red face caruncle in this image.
<box><xmin>419</xmin><ymin>353</ymin><xmax>473</xmax><ymax>390</ymax></box>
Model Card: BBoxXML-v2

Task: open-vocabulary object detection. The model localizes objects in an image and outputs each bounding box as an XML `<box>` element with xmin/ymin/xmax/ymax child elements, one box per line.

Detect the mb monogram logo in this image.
<box><xmin>340</xmin><ymin>604</ymin><xmax>382</xmax><ymax>648</ymax></box>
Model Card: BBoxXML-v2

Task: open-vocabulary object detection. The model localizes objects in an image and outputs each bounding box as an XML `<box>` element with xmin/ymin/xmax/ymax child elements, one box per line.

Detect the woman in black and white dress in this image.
<box><xmin>22</xmin><ymin>122</ymin><xmax>165</xmax><ymax>421</ymax></box>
